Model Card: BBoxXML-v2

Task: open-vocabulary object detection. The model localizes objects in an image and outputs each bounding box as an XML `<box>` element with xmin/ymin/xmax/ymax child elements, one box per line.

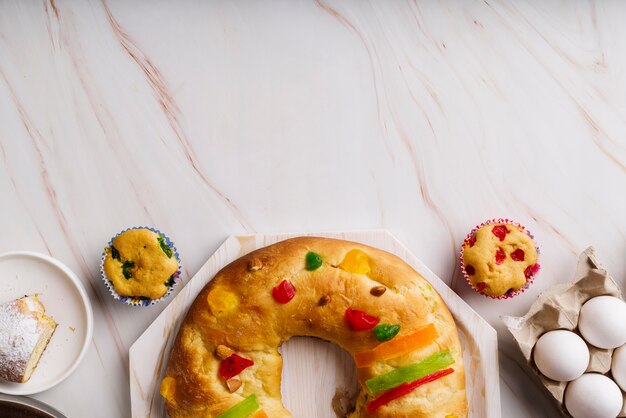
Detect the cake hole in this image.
<box><xmin>280</xmin><ymin>337</ymin><xmax>358</xmax><ymax>417</ymax></box>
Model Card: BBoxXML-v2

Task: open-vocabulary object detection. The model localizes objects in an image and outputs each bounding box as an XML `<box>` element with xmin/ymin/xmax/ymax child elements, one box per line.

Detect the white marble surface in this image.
<box><xmin>1</xmin><ymin>0</ymin><xmax>625</xmax><ymax>417</ymax></box>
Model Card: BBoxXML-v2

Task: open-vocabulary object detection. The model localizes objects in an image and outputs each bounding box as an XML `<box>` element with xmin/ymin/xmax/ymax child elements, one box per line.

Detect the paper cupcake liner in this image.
<box><xmin>459</xmin><ymin>218</ymin><xmax>540</xmax><ymax>300</ymax></box>
<box><xmin>100</xmin><ymin>226</ymin><xmax>182</xmax><ymax>307</ymax></box>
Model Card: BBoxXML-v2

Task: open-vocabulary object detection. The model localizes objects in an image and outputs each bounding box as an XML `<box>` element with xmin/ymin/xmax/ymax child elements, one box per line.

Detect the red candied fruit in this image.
<box><xmin>495</xmin><ymin>249</ymin><xmax>506</xmax><ymax>265</ymax></box>
<box><xmin>345</xmin><ymin>308</ymin><xmax>379</xmax><ymax>331</ymax></box>
<box><xmin>475</xmin><ymin>282</ymin><xmax>487</xmax><ymax>291</ymax></box>
<box><xmin>467</xmin><ymin>236</ymin><xmax>477</xmax><ymax>247</ymax></box>
<box><xmin>492</xmin><ymin>225</ymin><xmax>509</xmax><ymax>242</ymax></box>
<box><xmin>524</xmin><ymin>264</ymin><xmax>540</xmax><ymax>279</ymax></box>
<box><xmin>272</xmin><ymin>280</ymin><xmax>296</xmax><ymax>304</ymax></box>
<box><xmin>511</xmin><ymin>249</ymin><xmax>525</xmax><ymax>261</ymax></box>
<box><xmin>465</xmin><ymin>265</ymin><xmax>475</xmax><ymax>276</ymax></box>
<box><xmin>219</xmin><ymin>354</ymin><xmax>254</xmax><ymax>380</ymax></box>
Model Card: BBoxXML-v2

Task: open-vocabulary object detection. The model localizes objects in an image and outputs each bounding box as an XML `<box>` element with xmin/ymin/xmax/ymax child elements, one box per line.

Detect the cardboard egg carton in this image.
<box><xmin>502</xmin><ymin>247</ymin><xmax>626</xmax><ymax>417</ymax></box>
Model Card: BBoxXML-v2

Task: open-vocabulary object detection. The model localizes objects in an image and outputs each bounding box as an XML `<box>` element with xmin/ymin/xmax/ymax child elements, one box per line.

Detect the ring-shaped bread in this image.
<box><xmin>161</xmin><ymin>237</ymin><xmax>467</xmax><ymax>417</ymax></box>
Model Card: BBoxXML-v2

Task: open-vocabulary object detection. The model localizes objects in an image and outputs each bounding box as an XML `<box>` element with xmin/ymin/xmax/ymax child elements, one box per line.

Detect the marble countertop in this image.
<box><xmin>1</xmin><ymin>1</ymin><xmax>625</xmax><ymax>417</ymax></box>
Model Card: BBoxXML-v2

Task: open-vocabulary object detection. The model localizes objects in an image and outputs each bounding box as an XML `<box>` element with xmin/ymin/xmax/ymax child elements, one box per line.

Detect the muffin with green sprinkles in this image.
<box><xmin>101</xmin><ymin>227</ymin><xmax>181</xmax><ymax>306</ymax></box>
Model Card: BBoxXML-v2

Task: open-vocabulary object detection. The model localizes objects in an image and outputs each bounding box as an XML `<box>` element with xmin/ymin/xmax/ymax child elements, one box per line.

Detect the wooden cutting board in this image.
<box><xmin>130</xmin><ymin>230</ymin><xmax>501</xmax><ymax>417</ymax></box>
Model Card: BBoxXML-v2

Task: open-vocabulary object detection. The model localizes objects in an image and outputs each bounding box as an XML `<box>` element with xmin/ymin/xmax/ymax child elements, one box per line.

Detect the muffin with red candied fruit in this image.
<box><xmin>460</xmin><ymin>219</ymin><xmax>540</xmax><ymax>299</ymax></box>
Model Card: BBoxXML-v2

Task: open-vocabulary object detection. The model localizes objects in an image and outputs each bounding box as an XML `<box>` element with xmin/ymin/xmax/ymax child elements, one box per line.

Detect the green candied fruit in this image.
<box><xmin>365</xmin><ymin>350</ymin><xmax>454</xmax><ymax>394</ymax></box>
<box><xmin>110</xmin><ymin>245</ymin><xmax>120</xmax><ymax>260</ymax></box>
<box><xmin>216</xmin><ymin>394</ymin><xmax>259</xmax><ymax>418</ymax></box>
<box><xmin>164</xmin><ymin>275</ymin><xmax>175</xmax><ymax>287</ymax></box>
<box><xmin>305</xmin><ymin>251</ymin><xmax>323</xmax><ymax>271</ymax></box>
<box><xmin>373</xmin><ymin>324</ymin><xmax>401</xmax><ymax>342</ymax></box>
<box><xmin>157</xmin><ymin>235</ymin><xmax>173</xmax><ymax>258</ymax></box>
<box><xmin>122</xmin><ymin>260</ymin><xmax>135</xmax><ymax>279</ymax></box>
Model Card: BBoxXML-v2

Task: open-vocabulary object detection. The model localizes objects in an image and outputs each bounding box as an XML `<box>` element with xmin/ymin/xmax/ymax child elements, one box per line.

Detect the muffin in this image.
<box><xmin>102</xmin><ymin>227</ymin><xmax>180</xmax><ymax>305</ymax></box>
<box><xmin>461</xmin><ymin>219</ymin><xmax>539</xmax><ymax>298</ymax></box>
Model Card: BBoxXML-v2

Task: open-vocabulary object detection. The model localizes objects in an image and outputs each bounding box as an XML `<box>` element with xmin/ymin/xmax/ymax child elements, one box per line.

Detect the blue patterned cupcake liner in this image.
<box><xmin>100</xmin><ymin>226</ymin><xmax>182</xmax><ymax>307</ymax></box>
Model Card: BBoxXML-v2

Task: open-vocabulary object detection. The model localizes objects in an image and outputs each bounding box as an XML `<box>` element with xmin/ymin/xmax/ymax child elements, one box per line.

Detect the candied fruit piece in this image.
<box><xmin>465</xmin><ymin>265</ymin><xmax>475</xmax><ymax>276</ymax></box>
<box><xmin>272</xmin><ymin>280</ymin><xmax>296</xmax><ymax>304</ymax></box>
<box><xmin>467</xmin><ymin>236</ymin><xmax>477</xmax><ymax>247</ymax></box>
<box><xmin>495</xmin><ymin>249</ymin><xmax>506</xmax><ymax>265</ymax></box>
<box><xmin>476</xmin><ymin>282</ymin><xmax>486</xmax><ymax>291</ymax></box>
<box><xmin>524</xmin><ymin>263</ymin><xmax>540</xmax><ymax>279</ymax></box>
<box><xmin>511</xmin><ymin>249</ymin><xmax>525</xmax><ymax>261</ymax></box>
<box><xmin>339</xmin><ymin>249</ymin><xmax>371</xmax><ymax>274</ymax></box>
<box><xmin>345</xmin><ymin>308</ymin><xmax>379</xmax><ymax>331</ymax></box>
<box><xmin>492</xmin><ymin>225</ymin><xmax>509</xmax><ymax>241</ymax></box>
<box><xmin>305</xmin><ymin>252</ymin><xmax>323</xmax><ymax>271</ymax></box>
<box><xmin>219</xmin><ymin>354</ymin><xmax>254</xmax><ymax>380</ymax></box>
<box><xmin>373</xmin><ymin>323</ymin><xmax>401</xmax><ymax>342</ymax></box>
<box><xmin>217</xmin><ymin>394</ymin><xmax>259</xmax><ymax>418</ymax></box>
<box><xmin>160</xmin><ymin>376</ymin><xmax>177</xmax><ymax>403</ymax></box>
<box><xmin>207</xmin><ymin>286</ymin><xmax>240</xmax><ymax>317</ymax></box>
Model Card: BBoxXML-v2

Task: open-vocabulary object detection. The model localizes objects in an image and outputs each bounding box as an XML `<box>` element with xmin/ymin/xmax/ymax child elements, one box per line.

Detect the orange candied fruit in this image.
<box><xmin>160</xmin><ymin>376</ymin><xmax>177</xmax><ymax>404</ymax></box>
<box><xmin>207</xmin><ymin>286</ymin><xmax>240</xmax><ymax>317</ymax></box>
<box><xmin>339</xmin><ymin>249</ymin><xmax>371</xmax><ymax>274</ymax></box>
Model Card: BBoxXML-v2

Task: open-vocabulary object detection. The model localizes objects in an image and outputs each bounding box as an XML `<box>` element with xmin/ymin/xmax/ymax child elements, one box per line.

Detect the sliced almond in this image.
<box><xmin>226</xmin><ymin>378</ymin><xmax>242</xmax><ymax>393</ymax></box>
<box><xmin>370</xmin><ymin>286</ymin><xmax>387</xmax><ymax>297</ymax></box>
<box><xmin>215</xmin><ymin>344</ymin><xmax>234</xmax><ymax>360</ymax></box>
<box><xmin>248</xmin><ymin>257</ymin><xmax>263</xmax><ymax>272</ymax></box>
<box><xmin>318</xmin><ymin>295</ymin><xmax>331</xmax><ymax>306</ymax></box>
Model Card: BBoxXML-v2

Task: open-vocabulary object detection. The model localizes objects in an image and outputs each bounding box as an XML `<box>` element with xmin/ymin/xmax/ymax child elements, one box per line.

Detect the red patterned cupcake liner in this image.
<box><xmin>459</xmin><ymin>218</ymin><xmax>540</xmax><ymax>300</ymax></box>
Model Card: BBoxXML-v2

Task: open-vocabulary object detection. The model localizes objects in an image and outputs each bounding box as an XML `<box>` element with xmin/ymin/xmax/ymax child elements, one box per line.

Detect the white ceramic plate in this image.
<box><xmin>0</xmin><ymin>251</ymin><xmax>93</xmax><ymax>395</ymax></box>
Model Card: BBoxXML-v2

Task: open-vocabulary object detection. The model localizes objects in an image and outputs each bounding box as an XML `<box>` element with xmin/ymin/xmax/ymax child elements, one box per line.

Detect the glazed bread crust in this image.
<box><xmin>162</xmin><ymin>237</ymin><xmax>467</xmax><ymax>417</ymax></box>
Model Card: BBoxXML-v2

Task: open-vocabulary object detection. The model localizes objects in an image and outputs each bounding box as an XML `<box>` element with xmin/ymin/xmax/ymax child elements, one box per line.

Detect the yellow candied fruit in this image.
<box><xmin>207</xmin><ymin>286</ymin><xmax>239</xmax><ymax>317</ymax></box>
<box><xmin>339</xmin><ymin>249</ymin><xmax>371</xmax><ymax>274</ymax></box>
<box><xmin>445</xmin><ymin>415</ymin><xmax>457</xmax><ymax>418</ymax></box>
<box><xmin>160</xmin><ymin>376</ymin><xmax>177</xmax><ymax>403</ymax></box>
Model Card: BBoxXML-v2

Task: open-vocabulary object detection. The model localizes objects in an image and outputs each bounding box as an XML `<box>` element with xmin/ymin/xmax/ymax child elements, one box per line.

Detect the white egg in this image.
<box><xmin>565</xmin><ymin>373</ymin><xmax>623</xmax><ymax>418</ymax></box>
<box><xmin>612</xmin><ymin>344</ymin><xmax>626</xmax><ymax>392</ymax></box>
<box><xmin>533</xmin><ymin>330</ymin><xmax>589</xmax><ymax>382</ymax></box>
<box><xmin>578</xmin><ymin>296</ymin><xmax>626</xmax><ymax>349</ymax></box>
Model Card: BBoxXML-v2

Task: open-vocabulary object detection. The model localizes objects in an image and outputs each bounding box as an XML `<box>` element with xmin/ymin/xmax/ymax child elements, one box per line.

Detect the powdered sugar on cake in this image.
<box><xmin>0</xmin><ymin>298</ymin><xmax>42</xmax><ymax>382</ymax></box>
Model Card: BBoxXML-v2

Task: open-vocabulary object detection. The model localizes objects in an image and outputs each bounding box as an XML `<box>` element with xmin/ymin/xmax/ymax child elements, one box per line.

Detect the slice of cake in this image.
<box><xmin>0</xmin><ymin>295</ymin><xmax>57</xmax><ymax>383</ymax></box>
